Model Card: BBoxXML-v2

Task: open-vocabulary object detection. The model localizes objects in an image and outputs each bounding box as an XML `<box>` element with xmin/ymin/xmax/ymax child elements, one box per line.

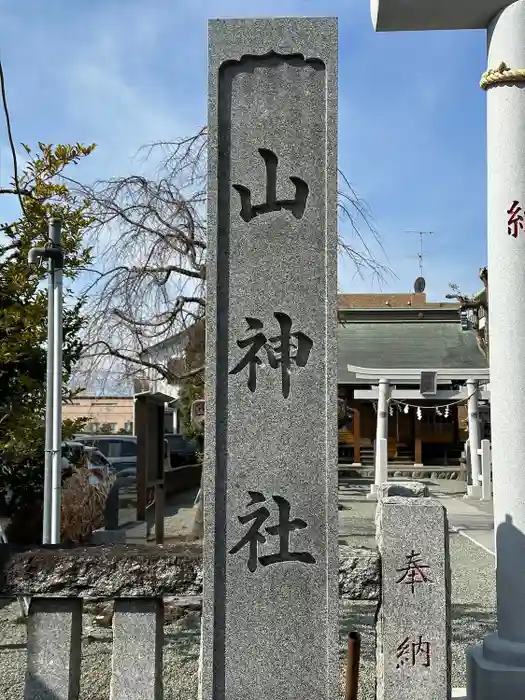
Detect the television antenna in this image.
<box><xmin>406</xmin><ymin>230</ymin><xmax>434</xmax><ymax>278</ymax></box>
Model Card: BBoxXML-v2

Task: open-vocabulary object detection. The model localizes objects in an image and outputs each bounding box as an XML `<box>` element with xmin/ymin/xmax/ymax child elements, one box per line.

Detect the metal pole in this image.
<box><xmin>50</xmin><ymin>219</ymin><xmax>63</xmax><ymax>545</ymax></box>
<box><xmin>345</xmin><ymin>631</ymin><xmax>361</xmax><ymax>700</ymax></box>
<box><xmin>42</xmin><ymin>219</ymin><xmax>59</xmax><ymax>544</ymax></box>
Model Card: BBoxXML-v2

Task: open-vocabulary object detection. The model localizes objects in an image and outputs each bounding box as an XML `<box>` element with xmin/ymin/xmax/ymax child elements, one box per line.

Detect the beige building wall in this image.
<box><xmin>63</xmin><ymin>396</ymin><xmax>134</xmax><ymax>433</ymax></box>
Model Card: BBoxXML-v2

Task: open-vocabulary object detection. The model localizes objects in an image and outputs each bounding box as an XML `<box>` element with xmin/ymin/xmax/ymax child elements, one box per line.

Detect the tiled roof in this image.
<box><xmin>338</xmin><ymin>293</ymin><xmax>460</xmax><ymax>310</ymax></box>
<box><xmin>338</xmin><ymin>320</ymin><xmax>487</xmax><ymax>384</ymax></box>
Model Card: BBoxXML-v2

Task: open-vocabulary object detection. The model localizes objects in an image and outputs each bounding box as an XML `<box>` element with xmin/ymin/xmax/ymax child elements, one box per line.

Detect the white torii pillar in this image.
<box><xmin>465</xmin><ymin>378</ymin><xmax>482</xmax><ymax>499</ymax></box>
<box><xmin>370</xmin><ymin>1</ymin><xmax>525</xmax><ymax>697</ymax></box>
<box><xmin>368</xmin><ymin>377</ymin><xmax>389</xmax><ymax>498</ymax></box>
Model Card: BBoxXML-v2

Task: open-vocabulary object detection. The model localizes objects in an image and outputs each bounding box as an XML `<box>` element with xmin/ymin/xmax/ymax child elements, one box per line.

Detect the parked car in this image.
<box><xmin>61</xmin><ymin>441</ymin><xmax>86</xmax><ymax>475</ymax></box>
<box><xmin>84</xmin><ymin>446</ymin><xmax>115</xmax><ymax>484</ymax></box>
<box><xmin>62</xmin><ymin>440</ymin><xmax>85</xmax><ymax>464</ymax></box>
<box><xmin>72</xmin><ymin>435</ymin><xmax>171</xmax><ymax>479</ymax></box>
<box><xmin>73</xmin><ymin>435</ymin><xmax>137</xmax><ymax>476</ymax></box>
<box><xmin>165</xmin><ymin>433</ymin><xmax>199</xmax><ymax>468</ymax></box>
<box><xmin>61</xmin><ymin>442</ymin><xmax>114</xmax><ymax>484</ymax></box>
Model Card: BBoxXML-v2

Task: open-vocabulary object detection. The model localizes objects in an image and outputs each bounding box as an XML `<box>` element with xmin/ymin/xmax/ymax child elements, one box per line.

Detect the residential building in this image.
<box><xmin>62</xmin><ymin>395</ymin><xmax>134</xmax><ymax>434</ymax></box>
<box><xmin>135</xmin><ymin>323</ymin><xmax>203</xmax><ymax>432</ymax></box>
<box><xmin>63</xmin><ymin>394</ymin><xmax>178</xmax><ymax>434</ymax></box>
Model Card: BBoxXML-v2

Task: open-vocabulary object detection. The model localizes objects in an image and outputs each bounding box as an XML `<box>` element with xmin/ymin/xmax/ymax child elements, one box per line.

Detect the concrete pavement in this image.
<box><xmin>339</xmin><ymin>476</ymin><xmax>495</xmax><ymax>555</ymax></box>
<box><xmin>118</xmin><ymin>474</ymin><xmax>496</xmax><ymax>556</ymax></box>
<box><xmin>443</xmin><ymin>494</ymin><xmax>495</xmax><ymax>555</ymax></box>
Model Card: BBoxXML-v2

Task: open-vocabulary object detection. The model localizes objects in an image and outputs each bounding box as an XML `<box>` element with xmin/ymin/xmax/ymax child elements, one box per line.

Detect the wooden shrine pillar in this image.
<box><xmin>414</xmin><ymin>407</ymin><xmax>423</xmax><ymax>466</ymax></box>
<box><xmin>353</xmin><ymin>406</ymin><xmax>361</xmax><ymax>465</ymax></box>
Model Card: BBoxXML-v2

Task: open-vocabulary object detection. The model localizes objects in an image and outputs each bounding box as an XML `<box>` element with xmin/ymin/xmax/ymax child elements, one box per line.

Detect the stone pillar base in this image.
<box><xmin>464</xmin><ymin>484</ymin><xmax>482</xmax><ymax>500</ymax></box>
<box><xmin>467</xmin><ymin>633</ymin><xmax>525</xmax><ymax>699</ymax></box>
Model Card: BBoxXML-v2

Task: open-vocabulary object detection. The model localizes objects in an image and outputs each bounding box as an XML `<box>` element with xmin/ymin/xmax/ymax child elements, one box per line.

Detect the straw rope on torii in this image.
<box><xmin>480</xmin><ymin>61</ymin><xmax>525</xmax><ymax>90</ymax></box>
<box><xmin>366</xmin><ymin>383</ymin><xmax>490</xmax><ymax>416</ymax></box>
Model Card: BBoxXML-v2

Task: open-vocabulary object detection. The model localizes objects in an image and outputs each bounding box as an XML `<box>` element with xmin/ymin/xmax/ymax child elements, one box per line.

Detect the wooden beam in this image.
<box><xmin>354</xmin><ymin>389</ymin><xmax>491</xmax><ymax>400</ymax></box>
<box><xmin>347</xmin><ymin>365</ymin><xmax>490</xmax><ymax>382</ymax></box>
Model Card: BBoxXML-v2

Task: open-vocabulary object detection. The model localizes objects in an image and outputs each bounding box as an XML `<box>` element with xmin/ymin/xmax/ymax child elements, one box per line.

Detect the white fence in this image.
<box><xmin>476</xmin><ymin>439</ymin><xmax>492</xmax><ymax>501</ymax></box>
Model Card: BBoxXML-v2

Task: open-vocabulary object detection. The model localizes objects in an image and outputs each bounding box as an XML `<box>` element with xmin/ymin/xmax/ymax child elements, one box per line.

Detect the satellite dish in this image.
<box><xmin>414</xmin><ymin>276</ymin><xmax>426</xmax><ymax>293</ymax></box>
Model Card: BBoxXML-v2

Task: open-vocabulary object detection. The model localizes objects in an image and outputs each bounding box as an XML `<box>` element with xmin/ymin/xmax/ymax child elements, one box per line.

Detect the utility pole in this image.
<box><xmin>28</xmin><ymin>218</ymin><xmax>63</xmax><ymax>545</ymax></box>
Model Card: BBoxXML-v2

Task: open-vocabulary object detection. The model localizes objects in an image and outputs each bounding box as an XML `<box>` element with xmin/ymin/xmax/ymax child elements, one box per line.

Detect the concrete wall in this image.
<box><xmin>164</xmin><ymin>464</ymin><xmax>202</xmax><ymax>497</ymax></box>
<box><xmin>63</xmin><ymin>396</ymin><xmax>134</xmax><ymax>433</ymax></box>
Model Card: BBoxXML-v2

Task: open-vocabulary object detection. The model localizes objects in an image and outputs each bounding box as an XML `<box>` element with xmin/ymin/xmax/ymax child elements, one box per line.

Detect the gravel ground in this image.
<box><xmin>0</xmin><ymin>597</ymin><xmax>377</xmax><ymax>700</ymax></box>
<box><xmin>0</xmin><ymin>533</ymin><xmax>494</xmax><ymax>700</ymax></box>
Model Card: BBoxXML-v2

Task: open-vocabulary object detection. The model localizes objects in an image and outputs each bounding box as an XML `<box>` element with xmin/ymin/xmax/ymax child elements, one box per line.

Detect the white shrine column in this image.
<box><xmin>465</xmin><ymin>378</ymin><xmax>482</xmax><ymax>499</ymax></box>
<box><xmin>369</xmin><ymin>0</ymin><xmax>525</xmax><ymax>694</ymax></box>
<box><xmin>368</xmin><ymin>378</ymin><xmax>389</xmax><ymax>498</ymax></box>
<box><xmin>467</xmin><ymin>2</ymin><xmax>525</xmax><ymax>697</ymax></box>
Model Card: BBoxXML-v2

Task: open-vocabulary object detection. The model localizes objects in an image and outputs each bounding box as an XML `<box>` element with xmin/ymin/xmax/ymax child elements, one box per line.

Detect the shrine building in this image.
<box><xmin>337</xmin><ymin>293</ymin><xmax>490</xmax><ymax>468</ymax></box>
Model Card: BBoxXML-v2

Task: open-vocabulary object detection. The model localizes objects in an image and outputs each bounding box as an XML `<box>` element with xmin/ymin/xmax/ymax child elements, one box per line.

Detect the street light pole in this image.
<box><xmin>42</xmin><ymin>219</ymin><xmax>59</xmax><ymax>544</ymax></box>
<box><xmin>50</xmin><ymin>221</ymin><xmax>63</xmax><ymax>545</ymax></box>
<box><xmin>28</xmin><ymin>218</ymin><xmax>63</xmax><ymax>545</ymax></box>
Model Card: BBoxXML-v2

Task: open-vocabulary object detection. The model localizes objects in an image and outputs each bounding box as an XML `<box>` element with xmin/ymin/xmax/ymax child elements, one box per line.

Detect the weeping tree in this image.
<box><xmin>72</xmin><ymin>127</ymin><xmax>390</xmax><ymax>539</ymax></box>
<box><xmin>74</xmin><ymin>126</ymin><xmax>389</xmax><ymax>409</ymax></box>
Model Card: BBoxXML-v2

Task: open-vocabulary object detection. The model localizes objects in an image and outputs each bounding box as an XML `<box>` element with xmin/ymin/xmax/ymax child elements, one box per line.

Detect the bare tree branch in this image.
<box><xmin>445</xmin><ymin>294</ymin><xmax>482</xmax><ymax>310</ymax></box>
<box><xmin>76</xmin><ymin>126</ymin><xmax>391</xmax><ymax>389</ymax></box>
<box><xmin>446</xmin><ymin>267</ymin><xmax>488</xmax><ymax>310</ymax></box>
<box><xmin>0</xmin><ymin>187</ymin><xmax>33</xmax><ymax>197</ymax></box>
<box><xmin>0</xmin><ymin>59</ymin><xmax>28</xmax><ymax>220</ymax></box>
<box><xmin>82</xmin><ymin>341</ymin><xmax>204</xmax><ymax>383</ymax></box>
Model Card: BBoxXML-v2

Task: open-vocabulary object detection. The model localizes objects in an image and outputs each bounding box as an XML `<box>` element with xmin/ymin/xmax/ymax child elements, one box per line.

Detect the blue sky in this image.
<box><xmin>0</xmin><ymin>0</ymin><xmax>488</xmax><ymax>300</ymax></box>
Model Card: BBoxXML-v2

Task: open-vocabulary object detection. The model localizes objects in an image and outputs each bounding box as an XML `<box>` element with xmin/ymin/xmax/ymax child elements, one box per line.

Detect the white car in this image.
<box><xmin>61</xmin><ymin>442</ymin><xmax>114</xmax><ymax>484</ymax></box>
<box><xmin>84</xmin><ymin>446</ymin><xmax>114</xmax><ymax>485</ymax></box>
<box><xmin>61</xmin><ymin>441</ymin><xmax>86</xmax><ymax>472</ymax></box>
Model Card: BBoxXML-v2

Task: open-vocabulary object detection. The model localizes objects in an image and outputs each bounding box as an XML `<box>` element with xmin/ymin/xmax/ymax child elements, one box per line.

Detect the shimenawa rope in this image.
<box><xmin>480</xmin><ymin>61</ymin><xmax>525</xmax><ymax>90</ymax></box>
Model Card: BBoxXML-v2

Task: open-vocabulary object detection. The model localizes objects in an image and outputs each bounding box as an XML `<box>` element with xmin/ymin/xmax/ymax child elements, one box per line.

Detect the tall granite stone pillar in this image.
<box><xmin>202</xmin><ymin>18</ymin><xmax>338</xmax><ymax>700</ymax></box>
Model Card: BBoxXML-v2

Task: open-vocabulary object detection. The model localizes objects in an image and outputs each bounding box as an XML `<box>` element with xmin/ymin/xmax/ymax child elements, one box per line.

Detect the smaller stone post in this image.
<box><xmin>376</xmin><ymin>493</ymin><xmax>451</xmax><ymax>700</ymax></box>
<box><xmin>25</xmin><ymin>599</ymin><xmax>82</xmax><ymax>700</ymax></box>
<box><xmin>369</xmin><ymin>379</ymin><xmax>389</xmax><ymax>498</ymax></box>
<box><xmin>465</xmin><ymin>378</ymin><xmax>482</xmax><ymax>499</ymax></box>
